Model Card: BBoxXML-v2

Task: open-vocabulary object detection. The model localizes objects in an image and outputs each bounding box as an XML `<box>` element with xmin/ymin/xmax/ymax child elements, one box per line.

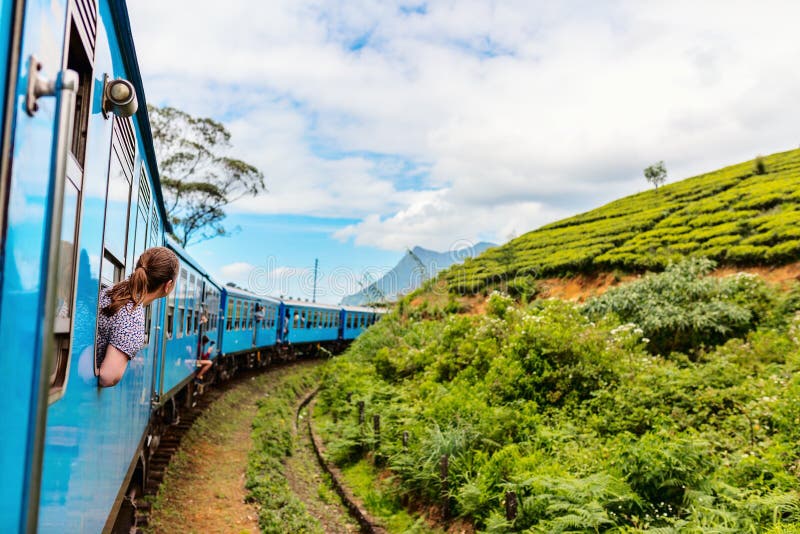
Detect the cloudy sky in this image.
<box><xmin>128</xmin><ymin>0</ymin><xmax>800</xmax><ymax>302</ymax></box>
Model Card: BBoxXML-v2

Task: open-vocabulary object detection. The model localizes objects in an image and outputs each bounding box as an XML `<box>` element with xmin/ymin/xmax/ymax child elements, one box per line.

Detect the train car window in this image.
<box><xmin>186</xmin><ymin>274</ymin><xmax>195</xmax><ymax>335</ymax></box>
<box><xmin>176</xmin><ymin>268</ymin><xmax>187</xmax><ymax>338</ymax></box>
<box><xmin>166</xmin><ymin>278</ymin><xmax>175</xmax><ymax>339</ymax></box>
<box><xmin>237</xmin><ymin>300</ymin><xmax>243</xmax><ymax>330</ymax></box>
<box><xmin>100</xmin><ymin>118</ymin><xmax>134</xmax><ymax>284</ymax></box>
<box><xmin>226</xmin><ymin>299</ymin><xmax>233</xmax><ymax>330</ymax></box>
<box><xmin>248</xmin><ymin>301</ymin><xmax>254</xmax><ymax>329</ymax></box>
<box><xmin>196</xmin><ymin>282</ymin><xmax>202</xmax><ymax>333</ymax></box>
<box><xmin>212</xmin><ymin>291</ymin><xmax>218</xmax><ymax>330</ymax></box>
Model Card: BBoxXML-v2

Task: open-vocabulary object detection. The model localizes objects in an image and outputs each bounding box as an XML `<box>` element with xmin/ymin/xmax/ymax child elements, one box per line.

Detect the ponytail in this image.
<box><xmin>129</xmin><ymin>266</ymin><xmax>149</xmax><ymax>305</ymax></box>
<box><xmin>102</xmin><ymin>247</ymin><xmax>179</xmax><ymax>317</ymax></box>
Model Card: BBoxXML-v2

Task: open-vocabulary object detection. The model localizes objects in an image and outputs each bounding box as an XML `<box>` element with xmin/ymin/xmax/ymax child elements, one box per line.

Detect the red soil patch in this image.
<box><xmin>453</xmin><ymin>261</ymin><xmax>800</xmax><ymax>313</ymax></box>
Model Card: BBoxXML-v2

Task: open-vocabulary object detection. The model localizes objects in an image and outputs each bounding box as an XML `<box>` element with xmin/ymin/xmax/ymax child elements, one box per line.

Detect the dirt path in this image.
<box><xmin>285</xmin><ymin>402</ymin><xmax>360</xmax><ymax>533</ymax></box>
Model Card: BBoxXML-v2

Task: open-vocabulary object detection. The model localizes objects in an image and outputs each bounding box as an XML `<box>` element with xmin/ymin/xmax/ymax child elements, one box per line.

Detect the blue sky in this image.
<box><xmin>127</xmin><ymin>1</ymin><xmax>800</xmax><ymax>303</ymax></box>
<box><xmin>188</xmin><ymin>213</ymin><xmax>400</xmax><ymax>303</ymax></box>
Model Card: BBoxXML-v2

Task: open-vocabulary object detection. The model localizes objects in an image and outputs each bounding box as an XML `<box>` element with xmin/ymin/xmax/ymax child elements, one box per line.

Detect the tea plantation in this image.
<box><xmin>446</xmin><ymin>148</ymin><xmax>800</xmax><ymax>294</ymax></box>
<box><xmin>318</xmin><ymin>262</ymin><xmax>800</xmax><ymax>532</ymax></box>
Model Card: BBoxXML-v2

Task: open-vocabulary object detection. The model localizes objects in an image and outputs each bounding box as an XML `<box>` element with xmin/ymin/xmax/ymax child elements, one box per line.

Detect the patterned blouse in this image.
<box><xmin>96</xmin><ymin>288</ymin><xmax>145</xmax><ymax>367</ymax></box>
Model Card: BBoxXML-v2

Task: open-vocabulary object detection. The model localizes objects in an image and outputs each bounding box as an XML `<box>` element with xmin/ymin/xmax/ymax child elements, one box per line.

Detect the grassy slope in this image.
<box><xmin>446</xmin><ymin>148</ymin><xmax>800</xmax><ymax>293</ymax></box>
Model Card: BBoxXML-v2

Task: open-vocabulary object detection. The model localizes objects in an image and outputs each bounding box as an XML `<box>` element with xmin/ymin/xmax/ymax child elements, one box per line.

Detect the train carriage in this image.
<box><xmin>279</xmin><ymin>298</ymin><xmax>343</xmax><ymax>346</ymax></box>
<box><xmin>157</xmin><ymin>239</ymin><xmax>221</xmax><ymax>404</ymax></box>
<box><xmin>219</xmin><ymin>285</ymin><xmax>278</xmax><ymax>369</ymax></box>
<box><xmin>341</xmin><ymin>305</ymin><xmax>380</xmax><ymax>341</ymax></box>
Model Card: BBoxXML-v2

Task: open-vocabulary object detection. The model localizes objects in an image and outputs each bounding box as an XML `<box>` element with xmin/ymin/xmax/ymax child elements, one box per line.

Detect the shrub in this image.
<box><xmin>582</xmin><ymin>258</ymin><xmax>773</xmax><ymax>355</ymax></box>
<box><xmin>754</xmin><ymin>155</ymin><xmax>767</xmax><ymax>175</ymax></box>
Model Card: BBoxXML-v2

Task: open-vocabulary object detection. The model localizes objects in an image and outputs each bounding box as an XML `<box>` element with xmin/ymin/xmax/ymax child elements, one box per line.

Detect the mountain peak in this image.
<box><xmin>342</xmin><ymin>242</ymin><xmax>496</xmax><ymax>305</ymax></box>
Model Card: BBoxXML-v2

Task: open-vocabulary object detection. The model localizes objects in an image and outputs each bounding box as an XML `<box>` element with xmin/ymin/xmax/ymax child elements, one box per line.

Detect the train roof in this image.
<box><xmin>108</xmin><ymin>0</ymin><xmax>171</xmax><ymax>234</ymax></box>
<box><xmin>341</xmin><ymin>305</ymin><xmax>386</xmax><ymax>313</ymax></box>
<box><xmin>223</xmin><ymin>284</ymin><xmax>281</xmax><ymax>304</ymax></box>
<box><xmin>281</xmin><ymin>299</ymin><xmax>342</xmax><ymax>311</ymax></box>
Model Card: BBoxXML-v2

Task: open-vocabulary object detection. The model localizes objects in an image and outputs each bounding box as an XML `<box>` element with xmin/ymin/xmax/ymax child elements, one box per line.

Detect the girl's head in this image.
<box><xmin>103</xmin><ymin>247</ymin><xmax>179</xmax><ymax>316</ymax></box>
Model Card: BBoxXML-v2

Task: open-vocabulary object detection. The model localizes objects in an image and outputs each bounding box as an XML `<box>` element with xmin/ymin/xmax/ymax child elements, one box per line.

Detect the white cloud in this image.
<box><xmin>129</xmin><ymin>0</ymin><xmax>800</xmax><ymax>250</ymax></box>
<box><xmin>218</xmin><ymin>261</ymin><xmax>257</xmax><ymax>284</ymax></box>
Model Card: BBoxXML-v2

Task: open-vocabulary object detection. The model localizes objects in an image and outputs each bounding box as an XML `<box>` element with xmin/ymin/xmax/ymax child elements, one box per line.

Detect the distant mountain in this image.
<box><xmin>342</xmin><ymin>242</ymin><xmax>496</xmax><ymax>306</ymax></box>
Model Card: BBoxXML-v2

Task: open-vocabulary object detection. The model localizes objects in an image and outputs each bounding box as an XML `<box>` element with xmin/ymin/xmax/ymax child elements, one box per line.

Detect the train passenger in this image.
<box><xmin>97</xmin><ymin>247</ymin><xmax>180</xmax><ymax>387</ymax></box>
<box><xmin>195</xmin><ymin>334</ymin><xmax>214</xmax><ymax>383</ymax></box>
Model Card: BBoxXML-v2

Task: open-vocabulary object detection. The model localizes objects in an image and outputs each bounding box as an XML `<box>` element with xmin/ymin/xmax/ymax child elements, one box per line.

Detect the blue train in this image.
<box><xmin>0</xmin><ymin>1</ymin><xmax>382</xmax><ymax>532</ymax></box>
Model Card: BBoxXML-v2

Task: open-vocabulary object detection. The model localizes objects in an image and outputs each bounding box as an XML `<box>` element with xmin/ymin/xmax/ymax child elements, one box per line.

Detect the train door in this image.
<box><xmin>0</xmin><ymin>0</ymin><xmax>87</xmax><ymax>529</ymax></box>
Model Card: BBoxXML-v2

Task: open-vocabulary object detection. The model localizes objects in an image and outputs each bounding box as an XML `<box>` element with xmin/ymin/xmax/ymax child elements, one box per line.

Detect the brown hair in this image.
<box><xmin>102</xmin><ymin>246</ymin><xmax>179</xmax><ymax>317</ymax></box>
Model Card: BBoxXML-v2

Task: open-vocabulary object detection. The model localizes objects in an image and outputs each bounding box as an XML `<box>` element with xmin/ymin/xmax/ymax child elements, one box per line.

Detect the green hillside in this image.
<box><xmin>447</xmin><ymin>148</ymin><xmax>800</xmax><ymax>293</ymax></box>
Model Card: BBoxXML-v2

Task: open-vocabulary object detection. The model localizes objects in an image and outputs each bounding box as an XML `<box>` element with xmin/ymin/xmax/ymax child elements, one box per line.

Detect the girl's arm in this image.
<box><xmin>98</xmin><ymin>345</ymin><xmax>130</xmax><ymax>387</ymax></box>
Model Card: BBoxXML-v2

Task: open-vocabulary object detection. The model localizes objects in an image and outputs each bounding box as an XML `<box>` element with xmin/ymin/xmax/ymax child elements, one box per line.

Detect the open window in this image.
<box><xmin>93</xmin><ymin>117</ymin><xmax>134</xmax><ymax>375</ymax></box>
<box><xmin>50</xmin><ymin>0</ymin><xmax>98</xmax><ymax>399</ymax></box>
<box><xmin>186</xmin><ymin>273</ymin><xmax>195</xmax><ymax>336</ymax></box>
<box><xmin>176</xmin><ymin>268</ymin><xmax>186</xmax><ymax>338</ymax></box>
<box><xmin>134</xmin><ymin>171</ymin><xmax>151</xmax><ymax>342</ymax></box>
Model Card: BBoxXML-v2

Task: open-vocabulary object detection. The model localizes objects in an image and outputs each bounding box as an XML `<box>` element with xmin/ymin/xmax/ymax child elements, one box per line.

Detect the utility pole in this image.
<box><xmin>312</xmin><ymin>258</ymin><xmax>319</xmax><ymax>303</ymax></box>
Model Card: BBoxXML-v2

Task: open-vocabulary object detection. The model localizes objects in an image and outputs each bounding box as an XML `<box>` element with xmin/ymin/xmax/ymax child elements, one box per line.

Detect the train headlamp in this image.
<box><xmin>102</xmin><ymin>75</ymin><xmax>138</xmax><ymax>118</ymax></box>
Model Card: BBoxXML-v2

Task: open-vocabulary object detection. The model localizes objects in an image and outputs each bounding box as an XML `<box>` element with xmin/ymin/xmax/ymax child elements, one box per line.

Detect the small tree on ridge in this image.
<box><xmin>644</xmin><ymin>161</ymin><xmax>667</xmax><ymax>191</ymax></box>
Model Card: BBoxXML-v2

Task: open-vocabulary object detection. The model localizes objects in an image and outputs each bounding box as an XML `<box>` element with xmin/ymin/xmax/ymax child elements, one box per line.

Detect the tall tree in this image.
<box><xmin>148</xmin><ymin>105</ymin><xmax>266</xmax><ymax>247</ymax></box>
<box><xmin>643</xmin><ymin>161</ymin><xmax>667</xmax><ymax>191</ymax></box>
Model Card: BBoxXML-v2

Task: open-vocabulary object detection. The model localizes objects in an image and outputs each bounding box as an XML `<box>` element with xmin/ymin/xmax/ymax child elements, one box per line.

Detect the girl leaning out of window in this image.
<box><xmin>97</xmin><ymin>246</ymin><xmax>179</xmax><ymax>387</ymax></box>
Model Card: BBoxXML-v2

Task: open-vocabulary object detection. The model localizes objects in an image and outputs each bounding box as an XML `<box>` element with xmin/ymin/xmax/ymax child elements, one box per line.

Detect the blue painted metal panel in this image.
<box><xmin>282</xmin><ymin>303</ymin><xmax>340</xmax><ymax>345</ymax></box>
<box><xmin>343</xmin><ymin>311</ymin><xmax>375</xmax><ymax>340</ymax></box>
<box><xmin>254</xmin><ymin>302</ymin><xmax>278</xmax><ymax>347</ymax></box>
<box><xmin>0</xmin><ymin>0</ymin><xmax>12</xmax><ymax>122</ymax></box>
<box><xmin>222</xmin><ymin>324</ymin><xmax>256</xmax><ymax>354</ymax></box>
<box><xmin>160</xmin><ymin>264</ymin><xmax>201</xmax><ymax>397</ymax></box>
<box><xmin>35</xmin><ymin>4</ymin><xmax>162</xmax><ymax>531</ymax></box>
<box><xmin>0</xmin><ymin>0</ymin><xmax>67</xmax><ymax>530</ymax></box>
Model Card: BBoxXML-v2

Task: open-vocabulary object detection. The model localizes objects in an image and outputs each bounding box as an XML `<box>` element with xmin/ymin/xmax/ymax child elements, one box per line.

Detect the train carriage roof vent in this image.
<box><xmin>73</xmin><ymin>0</ymin><xmax>98</xmax><ymax>60</ymax></box>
